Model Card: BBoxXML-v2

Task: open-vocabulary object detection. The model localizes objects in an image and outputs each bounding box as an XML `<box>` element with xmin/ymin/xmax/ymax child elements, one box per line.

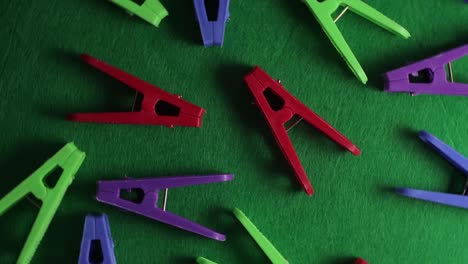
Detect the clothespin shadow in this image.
<box><xmin>224</xmin><ymin>213</ymin><xmax>271</xmax><ymax>264</ymax></box>
<box><xmin>34</xmin><ymin>213</ymin><xmax>84</xmax><ymax>263</ymax></box>
<box><xmin>47</xmin><ymin>50</ymin><xmax>135</xmax><ymax>120</ymax></box>
<box><xmin>323</xmin><ymin>256</ymin><xmax>359</xmax><ymax>264</ymax></box>
<box><xmin>277</xmin><ymin>0</ymin><xmax>351</xmax><ymax>80</ymax></box>
<box><xmin>164</xmin><ymin>0</ymin><xmax>200</xmax><ymax>45</ymax></box>
<box><xmin>397</xmin><ymin>128</ymin><xmax>463</xmax><ymax>193</ymax></box>
<box><xmin>416</xmin><ymin>131</ymin><xmax>466</xmax><ymax>194</ymax></box>
<box><xmin>169</xmin><ymin>255</ymin><xmax>196</xmax><ymax>264</ymax></box>
<box><xmin>215</xmin><ymin>63</ymin><xmax>299</xmax><ymax>193</ymax></box>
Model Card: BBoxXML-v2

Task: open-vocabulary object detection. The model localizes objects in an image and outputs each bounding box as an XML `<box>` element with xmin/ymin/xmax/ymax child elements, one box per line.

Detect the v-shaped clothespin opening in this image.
<box><xmin>96</xmin><ymin>175</ymin><xmax>234</xmax><ymax>241</ymax></box>
<box><xmin>303</xmin><ymin>0</ymin><xmax>410</xmax><ymax>84</ymax></box>
<box><xmin>0</xmin><ymin>143</ymin><xmax>85</xmax><ymax>264</ymax></box>
<box><xmin>194</xmin><ymin>0</ymin><xmax>230</xmax><ymax>47</ymax></box>
<box><xmin>396</xmin><ymin>131</ymin><xmax>468</xmax><ymax>209</ymax></box>
<box><xmin>419</xmin><ymin>130</ymin><xmax>468</xmax><ymax>174</ymax></box>
<box><xmin>68</xmin><ymin>54</ymin><xmax>205</xmax><ymax>128</ymax></box>
<box><xmin>244</xmin><ymin>66</ymin><xmax>360</xmax><ymax>195</ymax></box>
<box><xmin>385</xmin><ymin>44</ymin><xmax>468</xmax><ymax>95</ymax></box>
<box><xmin>79</xmin><ymin>214</ymin><xmax>117</xmax><ymax>264</ymax></box>
<box><xmin>111</xmin><ymin>0</ymin><xmax>168</xmax><ymax>27</ymax></box>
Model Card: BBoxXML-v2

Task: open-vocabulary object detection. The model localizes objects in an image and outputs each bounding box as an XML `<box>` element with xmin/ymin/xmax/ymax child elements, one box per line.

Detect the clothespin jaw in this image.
<box><xmin>0</xmin><ymin>143</ymin><xmax>85</xmax><ymax>264</ymax></box>
<box><xmin>68</xmin><ymin>54</ymin><xmax>206</xmax><ymax>128</ymax></box>
<box><xmin>384</xmin><ymin>44</ymin><xmax>468</xmax><ymax>96</ymax></box>
<box><xmin>244</xmin><ymin>66</ymin><xmax>360</xmax><ymax>195</ymax></box>
<box><xmin>396</xmin><ymin>131</ymin><xmax>468</xmax><ymax>209</ymax></box>
<box><xmin>196</xmin><ymin>257</ymin><xmax>218</xmax><ymax>264</ymax></box>
<box><xmin>303</xmin><ymin>0</ymin><xmax>410</xmax><ymax>84</ymax></box>
<box><xmin>193</xmin><ymin>0</ymin><xmax>230</xmax><ymax>47</ymax></box>
<box><xmin>96</xmin><ymin>174</ymin><xmax>234</xmax><ymax>241</ymax></box>
<box><xmin>79</xmin><ymin>214</ymin><xmax>117</xmax><ymax>264</ymax></box>
<box><xmin>354</xmin><ymin>258</ymin><xmax>368</xmax><ymax>264</ymax></box>
<box><xmin>233</xmin><ymin>208</ymin><xmax>288</xmax><ymax>264</ymax></box>
<box><xmin>111</xmin><ymin>0</ymin><xmax>168</xmax><ymax>27</ymax></box>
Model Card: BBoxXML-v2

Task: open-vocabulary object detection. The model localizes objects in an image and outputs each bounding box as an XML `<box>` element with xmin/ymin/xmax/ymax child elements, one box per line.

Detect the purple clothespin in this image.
<box><xmin>384</xmin><ymin>44</ymin><xmax>468</xmax><ymax>96</ymax></box>
<box><xmin>194</xmin><ymin>0</ymin><xmax>230</xmax><ymax>47</ymax></box>
<box><xmin>79</xmin><ymin>214</ymin><xmax>117</xmax><ymax>264</ymax></box>
<box><xmin>96</xmin><ymin>174</ymin><xmax>234</xmax><ymax>241</ymax></box>
<box><xmin>396</xmin><ymin>131</ymin><xmax>468</xmax><ymax>209</ymax></box>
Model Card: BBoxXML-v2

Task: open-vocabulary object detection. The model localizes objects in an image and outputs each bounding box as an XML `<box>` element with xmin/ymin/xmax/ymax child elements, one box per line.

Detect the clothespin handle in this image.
<box><xmin>234</xmin><ymin>208</ymin><xmax>288</xmax><ymax>264</ymax></box>
<box><xmin>419</xmin><ymin>131</ymin><xmax>468</xmax><ymax>175</ymax></box>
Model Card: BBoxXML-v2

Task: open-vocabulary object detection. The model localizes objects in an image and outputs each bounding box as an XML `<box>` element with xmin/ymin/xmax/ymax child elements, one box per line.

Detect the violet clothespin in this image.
<box><xmin>194</xmin><ymin>0</ymin><xmax>230</xmax><ymax>47</ymax></box>
<box><xmin>96</xmin><ymin>174</ymin><xmax>234</xmax><ymax>241</ymax></box>
<box><xmin>79</xmin><ymin>214</ymin><xmax>117</xmax><ymax>264</ymax></box>
<box><xmin>384</xmin><ymin>44</ymin><xmax>468</xmax><ymax>96</ymax></box>
<box><xmin>396</xmin><ymin>131</ymin><xmax>468</xmax><ymax>209</ymax></box>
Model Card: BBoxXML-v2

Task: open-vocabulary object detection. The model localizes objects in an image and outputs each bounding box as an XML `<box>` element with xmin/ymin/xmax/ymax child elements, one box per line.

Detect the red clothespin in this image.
<box><xmin>354</xmin><ymin>257</ymin><xmax>368</xmax><ymax>264</ymax></box>
<box><xmin>68</xmin><ymin>54</ymin><xmax>205</xmax><ymax>128</ymax></box>
<box><xmin>244</xmin><ymin>66</ymin><xmax>361</xmax><ymax>195</ymax></box>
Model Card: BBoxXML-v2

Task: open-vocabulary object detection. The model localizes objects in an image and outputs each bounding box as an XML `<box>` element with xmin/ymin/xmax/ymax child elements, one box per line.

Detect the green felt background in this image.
<box><xmin>0</xmin><ymin>0</ymin><xmax>467</xmax><ymax>263</ymax></box>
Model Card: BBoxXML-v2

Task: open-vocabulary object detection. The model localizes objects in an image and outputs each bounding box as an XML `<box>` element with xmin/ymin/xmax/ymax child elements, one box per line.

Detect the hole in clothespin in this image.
<box><xmin>285</xmin><ymin>115</ymin><xmax>303</xmax><ymax>132</ymax></box>
<box><xmin>408</xmin><ymin>69</ymin><xmax>434</xmax><ymax>84</ymax></box>
<box><xmin>43</xmin><ymin>166</ymin><xmax>64</xmax><ymax>188</ymax></box>
<box><xmin>130</xmin><ymin>0</ymin><xmax>145</xmax><ymax>5</ymax></box>
<box><xmin>119</xmin><ymin>188</ymin><xmax>145</xmax><ymax>204</ymax></box>
<box><xmin>89</xmin><ymin>239</ymin><xmax>104</xmax><ymax>263</ymax></box>
<box><xmin>155</xmin><ymin>101</ymin><xmax>181</xmax><ymax>116</ymax></box>
<box><xmin>204</xmin><ymin>0</ymin><xmax>220</xmax><ymax>21</ymax></box>
<box><xmin>263</xmin><ymin>87</ymin><xmax>285</xmax><ymax>111</ymax></box>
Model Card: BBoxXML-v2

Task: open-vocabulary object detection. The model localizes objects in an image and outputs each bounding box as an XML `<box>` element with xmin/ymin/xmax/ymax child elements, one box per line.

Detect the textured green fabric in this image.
<box><xmin>0</xmin><ymin>0</ymin><xmax>467</xmax><ymax>263</ymax></box>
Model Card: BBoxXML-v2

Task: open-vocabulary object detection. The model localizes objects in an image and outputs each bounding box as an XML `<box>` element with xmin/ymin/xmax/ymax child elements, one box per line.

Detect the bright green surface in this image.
<box><xmin>0</xmin><ymin>1</ymin><xmax>467</xmax><ymax>263</ymax></box>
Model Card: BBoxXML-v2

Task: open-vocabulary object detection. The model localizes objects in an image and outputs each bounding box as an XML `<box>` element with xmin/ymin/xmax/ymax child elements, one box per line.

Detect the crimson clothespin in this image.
<box><xmin>355</xmin><ymin>257</ymin><xmax>368</xmax><ymax>264</ymax></box>
<box><xmin>68</xmin><ymin>54</ymin><xmax>205</xmax><ymax>128</ymax></box>
<box><xmin>244</xmin><ymin>66</ymin><xmax>361</xmax><ymax>195</ymax></box>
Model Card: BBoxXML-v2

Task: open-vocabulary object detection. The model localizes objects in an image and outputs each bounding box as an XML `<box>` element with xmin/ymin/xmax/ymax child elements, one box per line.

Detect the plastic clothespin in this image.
<box><xmin>244</xmin><ymin>66</ymin><xmax>361</xmax><ymax>195</ymax></box>
<box><xmin>303</xmin><ymin>0</ymin><xmax>410</xmax><ymax>84</ymax></box>
<box><xmin>234</xmin><ymin>208</ymin><xmax>288</xmax><ymax>264</ymax></box>
<box><xmin>0</xmin><ymin>143</ymin><xmax>85</xmax><ymax>264</ymax></box>
<box><xmin>193</xmin><ymin>0</ymin><xmax>230</xmax><ymax>47</ymax></box>
<box><xmin>196</xmin><ymin>257</ymin><xmax>218</xmax><ymax>264</ymax></box>
<box><xmin>79</xmin><ymin>214</ymin><xmax>117</xmax><ymax>264</ymax></box>
<box><xmin>110</xmin><ymin>0</ymin><xmax>168</xmax><ymax>27</ymax></box>
<box><xmin>396</xmin><ymin>131</ymin><xmax>468</xmax><ymax>209</ymax></box>
<box><xmin>96</xmin><ymin>174</ymin><xmax>234</xmax><ymax>241</ymax></box>
<box><xmin>384</xmin><ymin>44</ymin><xmax>468</xmax><ymax>96</ymax></box>
<box><xmin>354</xmin><ymin>258</ymin><xmax>368</xmax><ymax>264</ymax></box>
<box><xmin>68</xmin><ymin>54</ymin><xmax>205</xmax><ymax>128</ymax></box>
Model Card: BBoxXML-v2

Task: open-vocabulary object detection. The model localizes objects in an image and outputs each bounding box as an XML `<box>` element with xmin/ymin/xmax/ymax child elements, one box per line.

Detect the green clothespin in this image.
<box><xmin>233</xmin><ymin>208</ymin><xmax>289</xmax><ymax>264</ymax></box>
<box><xmin>0</xmin><ymin>143</ymin><xmax>86</xmax><ymax>264</ymax></box>
<box><xmin>196</xmin><ymin>257</ymin><xmax>219</xmax><ymax>264</ymax></box>
<box><xmin>111</xmin><ymin>0</ymin><xmax>168</xmax><ymax>27</ymax></box>
<box><xmin>303</xmin><ymin>0</ymin><xmax>411</xmax><ymax>84</ymax></box>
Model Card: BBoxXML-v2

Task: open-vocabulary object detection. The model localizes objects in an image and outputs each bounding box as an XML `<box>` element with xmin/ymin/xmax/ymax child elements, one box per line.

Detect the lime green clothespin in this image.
<box><xmin>234</xmin><ymin>208</ymin><xmax>289</xmax><ymax>264</ymax></box>
<box><xmin>0</xmin><ymin>143</ymin><xmax>85</xmax><ymax>264</ymax></box>
<box><xmin>111</xmin><ymin>0</ymin><xmax>168</xmax><ymax>27</ymax></box>
<box><xmin>303</xmin><ymin>0</ymin><xmax>410</xmax><ymax>84</ymax></box>
<box><xmin>196</xmin><ymin>257</ymin><xmax>219</xmax><ymax>264</ymax></box>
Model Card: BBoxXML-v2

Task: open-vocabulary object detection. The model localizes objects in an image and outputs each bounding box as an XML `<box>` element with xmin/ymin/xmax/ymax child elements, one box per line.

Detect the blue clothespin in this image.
<box><xmin>193</xmin><ymin>0</ymin><xmax>230</xmax><ymax>47</ymax></box>
<box><xmin>396</xmin><ymin>131</ymin><xmax>468</xmax><ymax>209</ymax></box>
<box><xmin>79</xmin><ymin>214</ymin><xmax>117</xmax><ymax>264</ymax></box>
